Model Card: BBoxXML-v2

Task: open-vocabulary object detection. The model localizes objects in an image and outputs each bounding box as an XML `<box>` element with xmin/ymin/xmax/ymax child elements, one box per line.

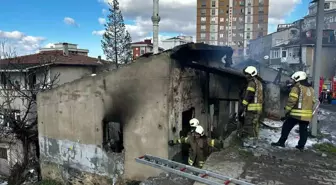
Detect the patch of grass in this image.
<box><xmin>35</xmin><ymin>179</ymin><xmax>63</xmax><ymax>185</ymax></box>
<box><xmin>313</xmin><ymin>143</ymin><xmax>336</xmax><ymax>155</ymax></box>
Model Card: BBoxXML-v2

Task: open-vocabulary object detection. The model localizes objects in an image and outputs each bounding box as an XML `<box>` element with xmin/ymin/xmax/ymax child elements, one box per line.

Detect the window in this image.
<box><xmin>247</xmin><ymin>7</ymin><xmax>251</xmax><ymax>14</ymax></box>
<box><xmin>28</xmin><ymin>73</ymin><xmax>36</xmax><ymax>89</ymax></box>
<box><xmin>219</xmin><ymin>41</ymin><xmax>224</xmax><ymax>45</ymax></box>
<box><xmin>0</xmin><ymin>73</ymin><xmax>8</xmax><ymax>89</ymax></box>
<box><xmin>201</xmin><ymin>17</ymin><xmax>206</xmax><ymax>22</ymax></box>
<box><xmin>240</xmin><ymin>33</ymin><xmax>244</xmax><ymax>37</ymax></box>
<box><xmin>220</xmin><ymin>26</ymin><xmax>224</xmax><ymax>30</ymax></box>
<box><xmin>241</xmin><ymin>9</ymin><xmax>245</xmax><ymax>14</ymax></box>
<box><xmin>219</xmin><ymin>9</ymin><xmax>225</xmax><ymax>14</ymax></box>
<box><xmin>247</xmin><ymin>16</ymin><xmax>251</xmax><ymax>23</ymax></box>
<box><xmin>233</xmin><ymin>17</ymin><xmax>237</xmax><ymax>21</ymax></box>
<box><xmin>211</xmin><ymin>17</ymin><xmax>216</xmax><ymax>23</ymax></box>
<box><xmin>258</xmin><ymin>15</ymin><xmax>264</xmax><ymax>22</ymax></box>
<box><xmin>200</xmin><ymin>33</ymin><xmax>206</xmax><ymax>38</ymax></box>
<box><xmin>259</xmin><ymin>0</ymin><xmax>264</xmax><ymax>5</ymax></box>
<box><xmin>210</xmin><ymin>25</ymin><xmax>217</xmax><ymax>32</ymax></box>
<box><xmin>325</xmin><ymin>2</ymin><xmax>330</xmax><ymax>9</ymax></box>
<box><xmin>247</xmin><ymin>0</ymin><xmax>252</xmax><ymax>5</ymax></box>
<box><xmin>140</xmin><ymin>49</ymin><xmax>145</xmax><ymax>55</ymax></box>
<box><xmin>219</xmin><ymin>2</ymin><xmax>225</xmax><ymax>6</ymax></box>
<box><xmin>232</xmin><ymin>26</ymin><xmax>236</xmax><ymax>29</ymax></box>
<box><xmin>233</xmin><ymin>33</ymin><xmax>236</xmax><ymax>36</ymax></box>
<box><xmin>0</xmin><ymin>148</ymin><xmax>7</xmax><ymax>160</ymax></box>
<box><xmin>0</xmin><ymin>109</ymin><xmax>20</xmax><ymax>128</ymax></box>
<box><xmin>258</xmin><ymin>6</ymin><xmax>264</xmax><ymax>13</ymax></box>
<box><xmin>220</xmin><ymin>34</ymin><xmax>224</xmax><ymax>38</ymax></box>
<box><xmin>282</xmin><ymin>50</ymin><xmax>287</xmax><ymax>58</ymax></box>
<box><xmin>211</xmin><ymin>0</ymin><xmax>216</xmax><ymax>7</ymax></box>
<box><xmin>246</xmin><ymin>32</ymin><xmax>251</xmax><ymax>39</ymax></box>
<box><xmin>258</xmin><ymin>32</ymin><xmax>263</xmax><ymax>37</ymax></box>
<box><xmin>220</xmin><ymin>18</ymin><xmax>224</xmax><ymax>22</ymax></box>
<box><xmin>210</xmin><ymin>33</ymin><xmax>217</xmax><ymax>40</ymax></box>
<box><xmin>103</xmin><ymin>121</ymin><xmax>123</xmax><ymax>153</ymax></box>
<box><xmin>201</xmin><ymin>0</ymin><xmax>206</xmax><ymax>7</ymax></box>
<box><xmin>271</xmin><ymin>50</ymin><xmax>280</xmax><ymax>59</ymax></box>
<box><xmin>211</xmin><ymin>9</ymin><xmax>216</xmax><ymax>15</ymax></box>
<box><xmin>201</xmin><ymin>9</ymin><xmax>206</xmax><ymax>15</ymax></box>
<box><xmin>201</xmin><ymin>25</ymin><xmax>206</xmax><ymax>30</ymax></box>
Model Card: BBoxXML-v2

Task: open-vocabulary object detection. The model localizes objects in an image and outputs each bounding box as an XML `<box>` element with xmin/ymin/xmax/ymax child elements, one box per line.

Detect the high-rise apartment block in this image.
<box><xmin>196</xmin><ymin>0</ymin><xmax>269</xmax><ymax>58</ymax></box>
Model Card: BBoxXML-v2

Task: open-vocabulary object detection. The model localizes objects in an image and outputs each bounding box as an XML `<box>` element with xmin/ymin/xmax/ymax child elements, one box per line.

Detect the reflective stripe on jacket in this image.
<box><xmin>174</xmin><ymin>136</ymin><xmax>222</xmax><ymax>168</ymax></box>
<box><xmin>241</xmin><ymin>78</ymin><xmax>263</xmax><ymax>113</ymax></box>
<box><xmin>285</xmin><ymin>83</ymin><xmax>315</xmax><ymax>122</ymax></box>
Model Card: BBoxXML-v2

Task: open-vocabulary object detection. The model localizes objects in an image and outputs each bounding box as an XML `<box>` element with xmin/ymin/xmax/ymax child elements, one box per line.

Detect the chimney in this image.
<box><xmin>63</xmin><ymin>43</ymin><xmax>69</xmax><ymax>56</ymax></box>
<box><xmin>144</xmin><ymin>39</ymin><xmax>152</xmax><ymax>44</ymax></box>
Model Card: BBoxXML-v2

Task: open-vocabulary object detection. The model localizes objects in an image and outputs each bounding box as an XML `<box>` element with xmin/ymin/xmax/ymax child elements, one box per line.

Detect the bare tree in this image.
<box><xmin>0</xmin><ymin>40</ymin><xmax>60</xmax><ymax>184</ymax></box>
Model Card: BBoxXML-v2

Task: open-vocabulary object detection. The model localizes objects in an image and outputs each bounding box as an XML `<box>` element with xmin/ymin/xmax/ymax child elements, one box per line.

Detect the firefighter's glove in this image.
<box><xmin>168</xmin><ymin>140</ymin><xmax>175</xmax><ymax>146</ymax></box>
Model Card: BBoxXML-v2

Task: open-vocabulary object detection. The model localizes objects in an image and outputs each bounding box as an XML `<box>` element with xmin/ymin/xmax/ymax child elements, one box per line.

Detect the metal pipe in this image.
<box><xmin>311</xmin><ymin>0</ymin><xmax>325</xmax><ymax>136</ymax></box>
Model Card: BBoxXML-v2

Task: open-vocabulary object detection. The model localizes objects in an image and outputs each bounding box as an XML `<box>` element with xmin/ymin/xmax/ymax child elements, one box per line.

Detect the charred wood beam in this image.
<box><xmin>182</xmin><ymin>62</ymin><xmax>246</xmax><ymax>80</ymax></box>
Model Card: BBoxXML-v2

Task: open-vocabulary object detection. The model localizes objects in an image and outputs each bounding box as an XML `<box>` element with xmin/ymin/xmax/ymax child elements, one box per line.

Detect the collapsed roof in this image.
<box><xmin>170</xmin><ymin>43</ymin><xmax>245</xmax><ymax>80</ymax></box>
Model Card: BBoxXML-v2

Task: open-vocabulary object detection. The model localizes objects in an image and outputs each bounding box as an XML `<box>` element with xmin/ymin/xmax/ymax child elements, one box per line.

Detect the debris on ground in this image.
<box><xmin>140</xmin><ymin>173</ymin><xmax>194</xmax><ymax>185</ymax></box>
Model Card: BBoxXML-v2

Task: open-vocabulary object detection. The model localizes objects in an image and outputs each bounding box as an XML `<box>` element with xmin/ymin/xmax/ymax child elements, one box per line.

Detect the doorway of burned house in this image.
<box><xmin>102</xmin><ymin>119</ymin><xmax>124</xmax><ymax>153</ymax></box>
<box><xmin>180</xmin><ymin>107</ymin><xmax>195</xmax><ymax>164</ymax></box>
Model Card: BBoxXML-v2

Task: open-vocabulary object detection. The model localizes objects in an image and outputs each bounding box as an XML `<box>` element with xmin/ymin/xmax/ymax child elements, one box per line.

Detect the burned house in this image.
<box><xmin>37</xmin><ymin>43</ymin><xmax>246</xmax><ymax>184</ymax></box>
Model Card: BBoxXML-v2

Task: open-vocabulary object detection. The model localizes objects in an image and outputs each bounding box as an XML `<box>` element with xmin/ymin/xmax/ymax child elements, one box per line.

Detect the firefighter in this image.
<box><xmin>189</xmin><ymin>118</ymin><xmax>199</xmax><ymax>134</ymax></box>
<box><xmin>168</xmin><ymin>125</ymin><xmax>223</xmax><ymax>168</ymax></box>
<box><xmin>271</xmin><ymin>71</ymin><xmax>315</xmax><ymax>151</ymax></box>
<box><xmin>238</xmin><ymin>66</ymin><xmax>263</xmax><ymax>147</ymax></box>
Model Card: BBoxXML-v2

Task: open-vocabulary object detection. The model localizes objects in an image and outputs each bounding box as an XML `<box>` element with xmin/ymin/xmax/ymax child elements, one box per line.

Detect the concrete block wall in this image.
<box><xmin>37</xmin><ymin>53</ymin><xmax>174</xmax><ymax>183</ymax></box>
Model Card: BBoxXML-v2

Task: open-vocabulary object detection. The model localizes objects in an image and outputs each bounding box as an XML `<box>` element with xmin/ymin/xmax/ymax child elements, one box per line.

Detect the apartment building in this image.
<box><xmin>196</xmin><ymin>0</ymin><xmax>269</xmax><ymax>58</ymax></box>
<box><xmin>130</xmin><ymin>39</ymin><xmax>164</xmax><ymax>60</ymax></box>
<box><xmin>39</xmin><ymin>42</ymin><xmax>89</xmax><ymax>56</ymax></box>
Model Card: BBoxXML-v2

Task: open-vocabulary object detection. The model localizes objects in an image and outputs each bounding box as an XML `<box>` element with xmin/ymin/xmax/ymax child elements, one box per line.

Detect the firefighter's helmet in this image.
<box><xmin>189</xmin><ymin>118</ymin><xmax>199</xmax><ymax>127</ymax></box>
<box><xmin>243</xmin><ymin>66</ymin><xmax>258</xmax><ymax>77</ymax></box>
<box><xmin>195</xmin><ymin>126</ymin><xmax>204</xmax><ymax>136</ymax></box>
<box><xmin>291</xmin><ymin>71</ymin><xmax>307</xmax><ymax>82</ymax></box>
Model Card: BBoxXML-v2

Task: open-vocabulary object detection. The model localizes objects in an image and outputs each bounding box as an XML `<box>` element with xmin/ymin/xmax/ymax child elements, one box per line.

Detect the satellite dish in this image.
<box><xmin>264</xmin><ymin>55</ymin><xmax>269</xmax><ymax>60</ymax></box>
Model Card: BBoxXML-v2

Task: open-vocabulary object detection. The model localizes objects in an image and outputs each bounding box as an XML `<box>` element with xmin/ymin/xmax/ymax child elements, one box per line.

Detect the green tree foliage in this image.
<box><xmin>102</xmin><ymin>0</ymin><xmax>132</xmax><ymax>68</ymax></box>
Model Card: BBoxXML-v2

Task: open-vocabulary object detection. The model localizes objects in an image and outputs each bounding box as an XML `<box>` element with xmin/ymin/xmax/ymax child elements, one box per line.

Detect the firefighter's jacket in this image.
<box><xmin>172</xmin><ymin>136</ymin><xmax>222</xmax><ymax>168</ymax></box>
<box><xmin>241</xmin><ymin>77</ymin><xmax>263</xmax><ymax>113</ymax></box>
<box><xmin>285</xmin><ymin>82</ymin><xmax>315</xmax><ymax>122</ymax></box>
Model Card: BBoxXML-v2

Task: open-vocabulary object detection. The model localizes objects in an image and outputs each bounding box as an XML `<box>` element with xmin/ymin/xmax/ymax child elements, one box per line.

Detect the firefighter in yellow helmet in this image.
<box><xmin>238</xmin><ymin>66</ymin><xmax>263</xmax><ymax>147</ymax></box>
<box><xmin>271</xmin><ymin>71</ymin><xmax>316</xmax><ymax>151</ymax></box>
<box><xmin>168</xmin><ymin>125</ymin><xmax>223</xmax><ymax>168</ymax></box>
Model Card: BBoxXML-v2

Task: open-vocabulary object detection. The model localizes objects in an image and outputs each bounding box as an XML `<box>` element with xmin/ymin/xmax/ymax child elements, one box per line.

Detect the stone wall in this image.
<box><xmin>37</xmin><ymin>53</ymin><xmax>174</xmax><ymax>183</ymax></box>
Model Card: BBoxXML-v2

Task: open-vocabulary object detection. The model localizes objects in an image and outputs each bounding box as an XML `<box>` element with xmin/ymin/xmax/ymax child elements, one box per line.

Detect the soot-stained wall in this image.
<box><xmin>37</xmin><ymin>53</ymin><xmax>173</xmax><ymax>183</ymax></box>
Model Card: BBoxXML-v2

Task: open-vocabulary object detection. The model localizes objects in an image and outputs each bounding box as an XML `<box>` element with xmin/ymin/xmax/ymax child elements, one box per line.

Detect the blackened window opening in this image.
<box><xmin>102</xmin><ymin>121</ymin><xmax>124</xmax><ymax>153</ymax></box>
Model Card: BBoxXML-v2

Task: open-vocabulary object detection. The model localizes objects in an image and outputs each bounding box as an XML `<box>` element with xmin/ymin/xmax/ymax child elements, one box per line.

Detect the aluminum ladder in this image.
<box><xmin>135</xmin><ymin>154</ymin><xmax>254</xmax><ymax>185</ymax></box>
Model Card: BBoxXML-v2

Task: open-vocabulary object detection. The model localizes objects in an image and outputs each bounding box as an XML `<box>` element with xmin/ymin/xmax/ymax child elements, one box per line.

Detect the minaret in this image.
<box><xmin>151</xmin><ymin>0</ymin><xmax>160</xmax><ymax>54</ymax></box>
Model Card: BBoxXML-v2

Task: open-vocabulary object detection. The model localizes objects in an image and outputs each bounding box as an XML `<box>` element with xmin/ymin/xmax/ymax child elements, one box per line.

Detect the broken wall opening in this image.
<box><xmin>180</xmin><ymin>107</ymin><xmax>195</xmax><ymax>164</ymax></box>
<box><xmin>102</xmin><ymin>119</ymin><xmax>124</xmax><ymax>153</ymax></box>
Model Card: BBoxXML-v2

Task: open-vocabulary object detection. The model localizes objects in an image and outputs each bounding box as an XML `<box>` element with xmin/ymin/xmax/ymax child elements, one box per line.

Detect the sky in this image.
<box><xmin>0</xmin><ymin>0</ymin><xmax>310</xmax><ymax>59</ymax></box>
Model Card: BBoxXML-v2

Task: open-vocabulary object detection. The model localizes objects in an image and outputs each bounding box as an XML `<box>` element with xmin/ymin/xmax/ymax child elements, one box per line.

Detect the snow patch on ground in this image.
<box><xmin>259</xmin><ymin>125</ymin><xmax>319</xmax><ymax>148</ymax></box>
<box><xmin>0</xmin><ymin>182</ymin><xmax>7</xmax><ymax>185</ymax></box>
<box><xmin>256</xmin><ymin>108</ymin><xmax>336</xmax><ymax>150</ymax></box>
